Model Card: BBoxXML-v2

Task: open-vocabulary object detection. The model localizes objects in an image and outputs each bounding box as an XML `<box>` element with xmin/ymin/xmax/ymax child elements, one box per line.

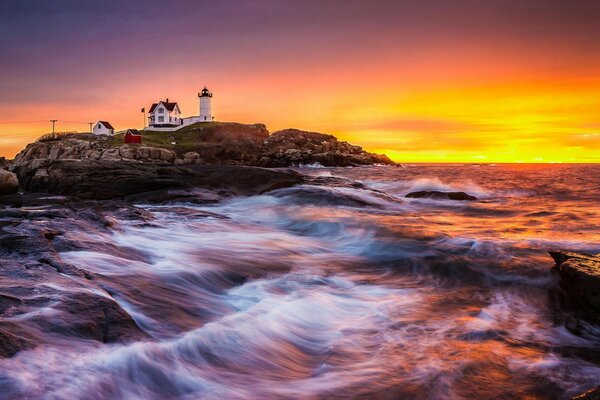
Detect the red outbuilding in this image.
<box><xmin>124</xmin><ymin>129</ymin><xmax>142</xmax><ymax>144</ymax></box>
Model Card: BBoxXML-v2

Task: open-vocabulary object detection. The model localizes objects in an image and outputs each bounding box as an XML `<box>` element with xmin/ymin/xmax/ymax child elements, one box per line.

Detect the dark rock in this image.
<box><xmin>0</xmin><ymin>193</ymin><xmax>23</xmax><ymax>207</ymax></box>
<box><xmin>270</xmin><ymin>186</ymin><xmax>379</xmax><ymax>208</ymax></box>
<box><xmin>12</xmin><ymin>160</ymin><xmax>304</xmax><ymax>200</ymax></box>
<box><xmin>549</xmin><ymin>250</ymin><xmax>600</xmax><ymax>321</ymax></box>
<box><xmin>405</xmin><ymin>190</ymin><xmax>477</xmax><ymax>201</ymax></box>
<box><xmin>145</xmin><ymin>206</ymin><xmax>228</xmax><ymax>219</ymax></box>
<box><xmin>572</xmin><ymin>387</ymin><xmax>600</xmax><ymax>399</ymax></box>
<box><xmin>306</xmin><ymin>176</ymin><xmax>367</xmax><ymax>189</ymax></box>
<box><xmin>49</xmin><ymin>292</ymin><xmax>145</xmax><ymax>343</ymax></box>
<box><xmin>259</xmin><ymin>128</ymin><xmax>395</xmax><ymax>167</ymax></box>
<box><xmin>0</xmin><ymin>322</ymin><xmax>36</xmax><ymax>358</ymax></box>
<box><xmin>0</xmin><ymin>169</ymin><xmax>19</xmax><ymax>195</ymax></box>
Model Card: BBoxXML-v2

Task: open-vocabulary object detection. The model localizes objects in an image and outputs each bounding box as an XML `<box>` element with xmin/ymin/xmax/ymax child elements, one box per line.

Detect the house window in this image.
<box><xmin>158</xmin><ymin>116</ymin><xmax>164</xmax><ymax>122</ymax></box>
<box><xmin>158</xmin><ymin>108</ymin><xmax>164</xmax><ymax>113</ymax></box>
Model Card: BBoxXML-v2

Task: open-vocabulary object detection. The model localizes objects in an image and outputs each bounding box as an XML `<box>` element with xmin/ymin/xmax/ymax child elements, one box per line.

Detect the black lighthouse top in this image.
<box><xmin>198</xmin><ymin>87</ymin><xmax>213</xmax><ymax>98</ymax></box>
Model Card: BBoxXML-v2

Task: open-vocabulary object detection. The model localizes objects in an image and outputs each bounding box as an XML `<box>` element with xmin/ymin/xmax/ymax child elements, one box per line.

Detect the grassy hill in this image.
<box><xmin>107</xmin><ymin>122</ymin><xmax>269</xmax><ymax>158</ymax></box>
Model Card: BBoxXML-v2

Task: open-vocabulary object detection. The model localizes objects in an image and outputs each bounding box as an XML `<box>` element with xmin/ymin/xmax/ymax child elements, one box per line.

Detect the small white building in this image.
<box><xmin>92</xmin><ymin>121</ymin><xmax>115</xmax><ymax>135</ymax></box>
<box><xmin>148</xmin><ymin>99</ymin><xmax>182</xmax><ymax>127</ymax></box>
<box><xmin>199</xmin><ymin>87</ymin><xmax>213</xmax><ymax>122</ymax></box>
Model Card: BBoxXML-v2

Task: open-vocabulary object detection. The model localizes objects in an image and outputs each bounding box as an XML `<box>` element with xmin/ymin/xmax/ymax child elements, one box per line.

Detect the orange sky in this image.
<box><xmin>1</xmin><ymin>1</ymin><xmax>599</xmax><ymax>162</ymax></box>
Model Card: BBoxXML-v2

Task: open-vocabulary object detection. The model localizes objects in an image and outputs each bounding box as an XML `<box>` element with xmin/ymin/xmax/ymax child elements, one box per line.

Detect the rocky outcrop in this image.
<box><xmin>99</xmin><ymin>145</ymin><xmax>177</xmax><ymax>163</ymax></box>
<box><xmin>258</xmin><ymin>129</ymin><xmax>395</xmax><ymax>167</ymax></box>
<box><xmin>0</xmin><ymin>169</ymin><xmax>19</xmax><ymax>195</ymax></box>
<box><xmin>13</xmin><ymin>138</ymin><xmax>180</xmax><ymax>165</ymax></box>
<box><xmin>12</xmin><ymin>160</ymin><xmax>304</xmax><ymax>200</ymax></box>
<box><xmin>405</xmin><ymin>191</ymin><xmax>477</xmax><ymax>201</ymax></box>
<box><xmin>550</xmin><ymin>250</ymin><xmax>600</xmax><ymax>321</ymax></box>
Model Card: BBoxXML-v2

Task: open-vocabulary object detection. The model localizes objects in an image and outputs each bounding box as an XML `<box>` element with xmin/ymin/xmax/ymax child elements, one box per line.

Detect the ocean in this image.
<box><xmin>1</xmin><ymin>163</ymin><xmax>599</xmax><ymax>399</ymax></box>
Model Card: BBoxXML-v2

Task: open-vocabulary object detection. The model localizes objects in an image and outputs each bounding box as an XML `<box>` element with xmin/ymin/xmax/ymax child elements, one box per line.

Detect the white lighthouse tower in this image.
<box><xmin>198</xmin><ymin>87</ymin><xmax>213</xmax><ymax>122</ymax></box>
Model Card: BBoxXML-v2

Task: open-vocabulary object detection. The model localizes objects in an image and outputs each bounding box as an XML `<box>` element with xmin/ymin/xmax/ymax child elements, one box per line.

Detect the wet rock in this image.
<box><xmin>145</xmin><ymin>206</ymin><xmax>228</xmax><ymax>219</ymax></box>
<box><xmin>108</xmin><ymin>206</ymin><xmax>156</xmax><ymax>224</ymax></box>
<box><xmin>0</xmin><ymin>193</ymin><xmax>23</xmax><ymax>207</ymax></box>
<box><xmin>50</xmin><ymin>292</ymin><xmax>145</xmax><ymax>343</ymax></box>
<box><xmin>0</xmin><ymin>322</ymin><xmax>36</xmax><ymax>358</ymax></box>
<box><xmin>550</xmin><ymin>250</ymin><xmax>600</xmax><ymax>321</ymax></box>
<box><xmin>0</xmin><ymin>202</ymin><xmax>150</xmax><ymax>354</ymax></box>
<box><xmin>270</xmin><ymin>186</ymin><xmax>380</xmax><ymax>208</ymax></box>
<box><xmin>405</xmin><ymin>191</ymin><xmax>477</xmax><ymax>201</ymax></box>
<box><xmin>572</xmin><ymin>387</ymin><xmax>600</xmax><ymax>399</ymax></box>
<box><xmin>306</xmin><ymin>176</ymin><xmax>367</xmax><ymax>189</ymax></box>
<box><xmin>0</xmin><ymin>169</ymin><xmax>19</xmax><ymax>195</ymax></box>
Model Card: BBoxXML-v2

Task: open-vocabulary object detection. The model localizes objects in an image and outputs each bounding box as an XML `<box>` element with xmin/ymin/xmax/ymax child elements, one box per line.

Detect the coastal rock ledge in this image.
<box><xmin>550</xmin><ymin>250</ymin><xmax>600</xmax><ymax>321</ymax></box>
<box><xmin>9</xmin><ymin>123</ymin><xmax>395</xmax><ymax>168</ymax></box>
<box><xmin>11</xmin><ymin>160</ymin><xmax>304</xmax><ymax>200</ymax></box>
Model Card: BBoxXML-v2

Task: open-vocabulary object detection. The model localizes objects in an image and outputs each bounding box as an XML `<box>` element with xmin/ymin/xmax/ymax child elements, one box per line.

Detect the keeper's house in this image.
<box><xmin>147</xmin><ymin>99</ymin><xmax>181</xmax><ymax>128</ymax></box>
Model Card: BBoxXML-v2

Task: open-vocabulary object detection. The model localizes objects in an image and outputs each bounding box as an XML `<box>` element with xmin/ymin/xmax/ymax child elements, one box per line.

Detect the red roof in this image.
<box><xmin>149</xmin><ymin>101</ymin><xmax>179</xmax><ymax>113</ymax></box>
<box><xmin>98</xmin><ymin>121</ymin><xmax>114</xmax><ymax>129</ymax></box>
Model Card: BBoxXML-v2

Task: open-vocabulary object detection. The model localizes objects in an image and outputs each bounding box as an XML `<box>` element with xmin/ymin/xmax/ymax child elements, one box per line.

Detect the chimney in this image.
<box><xmin>166</xmin><ymin>98</ymin><xmax>169</xmax><ymax>103</ymax></box>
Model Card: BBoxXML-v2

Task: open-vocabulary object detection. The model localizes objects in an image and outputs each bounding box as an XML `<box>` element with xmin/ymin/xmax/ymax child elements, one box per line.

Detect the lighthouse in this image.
<box><xmin>198</xmin><ymin>87</ymin><xmax>213</xmax><ymax>122</ymax></box>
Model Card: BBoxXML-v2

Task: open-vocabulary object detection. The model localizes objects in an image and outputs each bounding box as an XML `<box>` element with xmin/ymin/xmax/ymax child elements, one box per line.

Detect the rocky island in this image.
<box><xmin>0</xmin><ymin>122</ymin><xmax>393</xmax><ymax>201</ymax></box>
<box><xmin>12</xmin><ymin>122</ymin><xmax>393</xmax><ymax>167</ymax></box>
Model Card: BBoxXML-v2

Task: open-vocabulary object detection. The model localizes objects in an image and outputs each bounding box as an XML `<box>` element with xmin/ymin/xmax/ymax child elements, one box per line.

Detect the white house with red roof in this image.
<box><xmin>148</xmin><ymin>99</ymin><xmax>182</xmax><ymax>127</ymax></box>
<box><xmin>92</xmin><ymin>121</ymin><xmax>115</xmax><ymax>135</ymax></box>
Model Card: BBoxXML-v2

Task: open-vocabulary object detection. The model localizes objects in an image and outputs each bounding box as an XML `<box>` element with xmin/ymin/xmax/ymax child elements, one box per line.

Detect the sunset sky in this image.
<box><xmin>1</xmin><ymin>0</ymin><xmax>599</xmax><ymax>162</ymax></box>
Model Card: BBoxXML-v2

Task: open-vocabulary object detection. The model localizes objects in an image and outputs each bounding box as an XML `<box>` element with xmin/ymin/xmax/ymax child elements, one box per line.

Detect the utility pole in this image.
<box><xmin>141</xmin><ymin>107</ymin><xmax>146</xmax><ymax>129</ymax></box>
<box><xmin>88</xmin><ymin>122</ymin><xmax>93</xmax><ymax>133</ymax></box>
<box><xmin>50</xmin><ymin>120</ymin><xmax>57</xmax><ymax>135</ymax></box>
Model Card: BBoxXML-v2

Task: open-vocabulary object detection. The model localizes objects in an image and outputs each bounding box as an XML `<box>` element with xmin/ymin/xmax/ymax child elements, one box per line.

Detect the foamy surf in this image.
<box><xmin>1</xmin><ymin>164</ymin><xmax>600</xmax><ymax>399</ymax></box>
